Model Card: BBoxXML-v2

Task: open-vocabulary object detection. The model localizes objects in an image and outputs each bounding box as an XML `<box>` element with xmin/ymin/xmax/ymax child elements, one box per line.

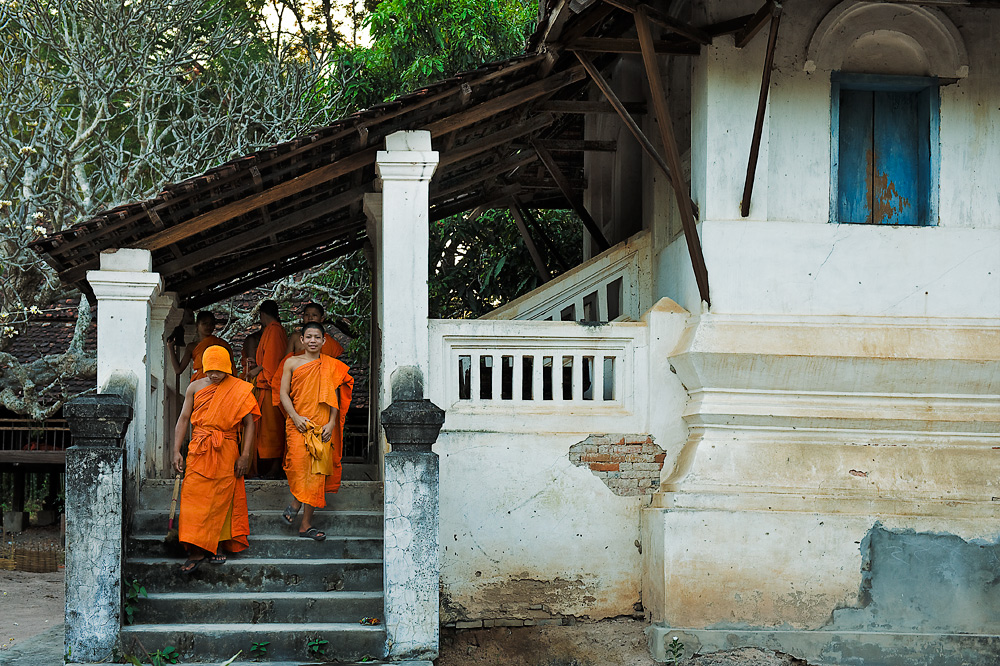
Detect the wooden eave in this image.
<box><xmin>31</xmin><ymin>0</ymin><xmax>797</xmax><ymax>309</ymax></box>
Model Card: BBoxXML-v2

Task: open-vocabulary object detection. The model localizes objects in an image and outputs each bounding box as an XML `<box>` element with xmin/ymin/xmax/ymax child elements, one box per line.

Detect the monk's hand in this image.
<box><xmin>234</xmin><ymin>455</ymin><xmax>250</xmax><ymax>478</ymax></box>
<box><xmin>321</xmin><ymin>421</ymin><xmax>334</xmax><ymax>443</ymax></box>
<box><xmin>172</xmin><ymin>449</ymin><xmax>185</xmax><ymax>475</ymax></box>
<box><xmin>291</xmin><ymin>414</ymin><xmax>310</xmax><ymax>433</ymax></box>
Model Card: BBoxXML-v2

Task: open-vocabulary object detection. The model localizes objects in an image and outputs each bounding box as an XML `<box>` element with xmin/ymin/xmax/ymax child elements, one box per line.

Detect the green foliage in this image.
<box><xmin>429</xmin><ymin>208</ymin><xmax>582</xmax><ymax>319</ymax></box>
<box><xmin>667</xmin><ymin>636</ymin><xmax>684</xmax><ymax>664</ymax></box>
<box><xmin>307</xmin><ymin>637</ymin><xmax>329</xmax><ymax>658</ymax></box>
<box><xmin>343</xmin><ymin>0</ymin><xmax>537</xmax><ymax>105</ymax></box>
<box><xmin>149</xmin><ymin>646</ymin><xmax>179</xmax><ymax>665</ymax></box>
<box><xmin>124</xmin><ymin>579</ymin><xmax>148</xmax><ymax>626</ymax></box>
<box><xmin>250</xmin><ymin>640</ymin><xmax>270</xmax><ymax>658</ymax></box>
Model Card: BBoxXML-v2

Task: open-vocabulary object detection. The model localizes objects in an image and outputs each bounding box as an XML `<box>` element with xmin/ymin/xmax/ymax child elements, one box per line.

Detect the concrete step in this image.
<box><xmin>132</xmin><ymin>508</ymin><xmax>383</xmax><ymax>537</ymax></box>
<box><xmin>120</xmin><ymin>622</ymin><xmax>385</xmax><ymax>662</ymax></box>
<box><xmin>139</xmin><ymin>479</ymin><xmax>383</xmax><ymax>512</ymax></box>
<box><xmin>138</xmin><ymin>590</ymin><xmax>382</xmax><ymax>624</ymax></box>
<box><xmin>129</xmin><ymin>534</ymin><xmax>383</xmax><ymax>560</ymax></box>
<box><xmin>125</xmin><ymin>557</ymin><xmax>382</xmax><ymax>593</ymax></box>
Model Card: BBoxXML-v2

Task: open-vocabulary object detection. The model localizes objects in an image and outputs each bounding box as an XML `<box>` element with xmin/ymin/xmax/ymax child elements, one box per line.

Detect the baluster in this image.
<box><xmin>469</xmin><ymin>353</ymin><xmax>480</xmax><ymax>403</ymax></box>
<box><xmin>491</xmin><ymin>352</ymin><xmax>502</xmax><ymax>402</ymax></box>
<box><xmin>593</xmin><ymin>352</ymin><xmax>604</xmax><ymax>402</ymax></box>
<box><xmin>512</xmin><ymin>353</ymin><xmax>523</xmax><ymax>403</ymax></box>
<box><xmin>598</xmin><ymin>285</ymin><xmax>609</xmax><ymax>321</ymax></box>
<box><xmin>572</xmin><ymin>354</ymin><xmax>583</xmax><ymax>401</ymax></box>
<box><xmin>534</xmin><ymin>353</ymin><xmax>544</xmax><ymax>401</ymax></box>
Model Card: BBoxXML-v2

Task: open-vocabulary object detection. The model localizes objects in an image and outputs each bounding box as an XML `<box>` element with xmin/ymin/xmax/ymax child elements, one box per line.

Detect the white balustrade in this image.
<box><xmin>429</xmin><ymin>319</ymin><xmax>648</xmax><ymax>434</ymax></box>
<box><xmin>481</xmin><ymin>230</ymin><xmax>652</xmax><ymax>322</ymax></box>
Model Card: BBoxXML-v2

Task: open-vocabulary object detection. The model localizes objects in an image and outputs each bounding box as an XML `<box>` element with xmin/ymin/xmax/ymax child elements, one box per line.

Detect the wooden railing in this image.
<box><xmin>0</xmin><ymin>418</ymin><xmax>71</xmax><ymax>465</ymax></box>
<box><xmin>481</xmin><ymin>230</ymin><xmax>652</xmax><ymax>322</ymax></box>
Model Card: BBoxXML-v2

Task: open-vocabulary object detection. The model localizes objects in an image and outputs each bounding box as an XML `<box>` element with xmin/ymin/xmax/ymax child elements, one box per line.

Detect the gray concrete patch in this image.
<box><xmin>1</xmin><ymin>624</ymin><xmax>65</xmax><ymax>666</ymax></box>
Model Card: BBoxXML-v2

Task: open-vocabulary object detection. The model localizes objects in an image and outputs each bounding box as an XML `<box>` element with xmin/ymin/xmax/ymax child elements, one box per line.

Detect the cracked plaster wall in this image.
<box><xmin>437</xmin><ymin>430</ymin><xmax>644</xmax><ymax>622</ymax></box>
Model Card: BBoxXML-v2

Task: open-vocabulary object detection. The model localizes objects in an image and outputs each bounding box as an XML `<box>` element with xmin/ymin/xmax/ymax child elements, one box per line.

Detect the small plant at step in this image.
<box><xmin>149</xmin><ymin>646</ymin><xmax>179</xmax><ymax>665</ymax></box>
<box><xmin>124</xmin><ymin>579</ymin><xmax>147</xmax><ymax>625</ymax></box>
<box><xmin>667</xmin><ymin>636</ymin><xmax>684</xmax><ymax>664</ymax></box>
<box><xmin>307</xmin><ymin>637</ymin><xmax>329</xmax><ymax>659</ymax></box>
<box><xmin>250</xmin><ymin>640</ymin><xmax>270</xmax><ymax>659</ymax></box>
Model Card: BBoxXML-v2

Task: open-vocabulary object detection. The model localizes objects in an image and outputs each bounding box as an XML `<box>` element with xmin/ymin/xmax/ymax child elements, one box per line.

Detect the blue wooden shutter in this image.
<box><xmin>838</xmin><ymin>90</ymin><xmax>874</xmax><ymax>224</ymax></box>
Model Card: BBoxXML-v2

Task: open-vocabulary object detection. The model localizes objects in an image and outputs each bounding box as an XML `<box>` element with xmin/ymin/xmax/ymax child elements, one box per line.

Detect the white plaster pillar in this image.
<box><xmin>150</xmin><ymin>292</ymin><xmax>182</xmax><ymax>478</ymax></box>
<box><xmin>373</xmin><ymin>131</ymin><xmax>439</xmax><ymax>430</ymax></box>
<box><xmin>87</xmin><ymin>249</ymin><xmax>162</xmax><ymax>483</ymax></box>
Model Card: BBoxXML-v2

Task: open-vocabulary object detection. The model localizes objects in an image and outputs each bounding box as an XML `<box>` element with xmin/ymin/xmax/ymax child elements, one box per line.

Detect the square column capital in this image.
<box><xmin>87</xmin><ymin>269</ymin><xmax>162</xmax><ymax>303</ymax></box>
<box><xmin>377</xmin><ymin>130</ymin><xmax>438</xmax><ymax>182</ymax></box>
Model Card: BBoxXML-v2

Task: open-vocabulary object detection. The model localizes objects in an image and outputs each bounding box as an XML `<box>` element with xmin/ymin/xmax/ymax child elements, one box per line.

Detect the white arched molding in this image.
<box><xmin>804</xmin><ymin>1</ymin><xmax>968</xmax><ymax>78</ymax></box>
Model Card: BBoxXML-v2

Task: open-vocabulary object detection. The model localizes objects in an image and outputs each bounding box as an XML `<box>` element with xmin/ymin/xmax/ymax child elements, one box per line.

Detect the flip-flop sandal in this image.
<box><xmin>209</xmin><ymin>553</ymin><xmax>227</xmax><ymax>564</ymax></box>
<box><xmin>180</xmin><ymin>557</ymin><xmax>205</xmax><ymax>574</ymax></box>
<box><xmin>298</xmin><ymin>527</ymin><xmax>326</xmax><ymax>541</ymax></box>
<box><xmin>282</xmin><ymin>505</ymin><xmax>300</xmax><ymax>525</ymax></box>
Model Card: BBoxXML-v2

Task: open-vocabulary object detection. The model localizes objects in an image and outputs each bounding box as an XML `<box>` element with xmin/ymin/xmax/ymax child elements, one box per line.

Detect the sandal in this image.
<box><xmin>180</xmin><ymin>557</ymin><xmax>205</xmax><ymax>574</ymax></box>
<box><xmin>282</xmin><ymin>504</ymin><xmax>300</xmax><ymax>525</ymax></box>
<box><xmin>298</xmin><ymin>527</ymin><xmax>326</xmax><ymax>541</ymax></box>
<box><xmin>209</xmin><ymin>553</ymin><xmax>227</xmax><ymax>564</ymax></box>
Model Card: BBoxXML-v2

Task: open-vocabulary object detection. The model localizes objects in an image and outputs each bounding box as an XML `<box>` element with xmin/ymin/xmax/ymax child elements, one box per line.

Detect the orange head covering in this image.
<box><xmin>202</xmin><ymin>345</ymin><xmax>232</xmax><ymax>374</ymax></box>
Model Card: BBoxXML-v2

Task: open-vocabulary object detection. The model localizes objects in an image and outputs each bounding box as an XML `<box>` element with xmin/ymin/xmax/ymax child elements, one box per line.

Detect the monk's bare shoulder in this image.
<box><xmin>188</xmin><ymin>377</ymin><xmax>213</xmax><ymax>394</ymax></box>
<box><xmin>285</xmin><ymin>355</ymin><xmax>313</xmax><ymax>372</ymax></box>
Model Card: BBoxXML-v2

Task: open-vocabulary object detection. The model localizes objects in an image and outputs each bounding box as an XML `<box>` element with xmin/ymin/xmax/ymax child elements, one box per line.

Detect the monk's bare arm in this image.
<box><xmin>235</xmin><ymin>413</ymin><xmax>255</xmax><ymax>477</ymax></box>
<box><xmin>279</xmin><ymin>358</ymin><xmax>309</xmax><ymax>432</ymax></box>
<box><xmin>172</xmin><ymin>382</ymin><xmax>197</xmax><ymax>474</ymax></box>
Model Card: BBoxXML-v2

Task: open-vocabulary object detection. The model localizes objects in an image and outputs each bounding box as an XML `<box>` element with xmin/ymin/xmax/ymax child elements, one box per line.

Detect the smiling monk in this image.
<box><xmin>172</xmin><ymin>345</ymin><xmax>259</xmax><ymax>573</ymax></box>
<box><xmin>278</xmin><ymin>322</ymin><xmax>353</xmax><ymax>541</ymax></box>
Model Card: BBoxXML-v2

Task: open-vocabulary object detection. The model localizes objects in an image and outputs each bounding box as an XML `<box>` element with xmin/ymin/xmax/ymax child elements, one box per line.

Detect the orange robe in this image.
<box><xmin>255</xmin><ymin>321</ymin><xmax>288</xmax><ymax>459</ymax></box>
<box><xmin>283</xmin><ymin>356</ymin><xmax>353</xmax><ymax>507</ymax></box>
<box><xmin>179</xmin><ymin>376</ymin><xmax>259</xmax><ymax>554</ymax></box>
<box><xmin>191</xmin><ymin>335</ymin><xmax>232</xmax><ymax>381</ymax></box>
<box><xmin>271</xmin><ymin>334</ymin><xmax>345</xmax><ymax>410</ymax></box>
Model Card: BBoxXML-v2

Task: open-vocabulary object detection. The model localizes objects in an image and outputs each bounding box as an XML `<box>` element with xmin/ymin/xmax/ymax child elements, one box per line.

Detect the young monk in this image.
<box><xmin>172</xmin><ymin>345</ymin><xmax>259</xmax><ymax>572</ymax></box>
<box><xmin>278</xmin><ymin>322</ymin><xmax>353</xmax><ymax>540</ymax></box>
<box><xmin>284</xmin><ymin>302</ymin><xmax>344</xmax><ymax>358</ymax></box>
<box><xmin>168</xmin><ymin>311</ymin><xmax>234</xmax><ymax>381</ymax></box>
<box><xmin>246</xmin><ymin>300</ymin><xmax>287</xmax><ymax>477</ymax></box>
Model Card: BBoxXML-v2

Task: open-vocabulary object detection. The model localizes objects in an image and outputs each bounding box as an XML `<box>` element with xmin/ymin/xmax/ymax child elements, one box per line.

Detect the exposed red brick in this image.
<box><xmin>590</xmin><ymin>462</ymin><xmax>619</xmax><ymax>472</ymax></box>
<box><xmin>581</xmin><ymin>453</ymin><xmax>610</xmax><ymax>463</ymax></box>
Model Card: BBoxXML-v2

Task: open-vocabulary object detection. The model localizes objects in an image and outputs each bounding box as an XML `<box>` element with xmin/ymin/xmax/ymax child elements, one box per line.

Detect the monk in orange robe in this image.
<box><xmin>168</xmin><ymin>311</ymin><xmax>234</xmax><ymax>381</ymax></box>
<box><xmin>247</xmin><ymin>300</ymin><xmax>288</xmax><ymax>476</ymax></box>
<box><xmin>272</xmin><ymin>301</ymin><xmax>345</xmax><ymax>413</ymax></box>
<box><xmin>172</xmin><ymin>345</ymin><xmax>258</xmax><ymax>572</ymax></box>
<box><xmin>279</xmin><ymin>322</ymin><xmax>353</xmax><ymax>540</ymax></box>
<box><xmin>284</xmin><ymin>302</ymin><xmax>344</xmax><ymax>358</ymax></box>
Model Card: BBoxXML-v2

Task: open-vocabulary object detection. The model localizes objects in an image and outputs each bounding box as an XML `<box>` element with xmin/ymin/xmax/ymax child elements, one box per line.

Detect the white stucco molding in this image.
<box><xmin>804</xmin><ymin>1</ymin><xmax>968</xmax><ymax>78</ymax></box>
<box><xmin>87</xmin><ymin>271</ymin><xmax>162</xmax><ymax>302</ymax></box>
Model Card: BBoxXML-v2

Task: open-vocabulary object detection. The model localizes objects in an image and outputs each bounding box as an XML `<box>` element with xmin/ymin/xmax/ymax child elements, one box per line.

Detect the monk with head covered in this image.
<box><xmin>279</xmin><ymin>322</ymin><xmax>353</xmax><ymax>540</ymax></box>
<box><xmin>172</xmin><ymin>345</ymin><xmax>259</xmax><ymax>573</ymax></box>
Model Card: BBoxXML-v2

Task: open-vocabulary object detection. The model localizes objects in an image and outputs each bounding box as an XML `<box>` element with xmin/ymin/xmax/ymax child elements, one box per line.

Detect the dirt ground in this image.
<box><xmin>1</xmin><ymin>524</ymin><xmax>65</xmax><ymax>655</ymax></box>
<box><xmin>438</xmin><ymin>620</ymin><xmax>811</xmax><ymax>666</ymax></box>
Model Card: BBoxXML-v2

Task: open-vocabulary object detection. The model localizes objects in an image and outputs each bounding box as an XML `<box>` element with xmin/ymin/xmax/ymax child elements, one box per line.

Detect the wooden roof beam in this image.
<box><xmin>635</xmin><ymin>7</ymin><xmax>710</xmax><ymax>306</ymax></box>
<box><xmin>423</xmin><ymin>66</ymin><xmax>587</xmax><ymax>137</ymax></box>
<box><xmin>739</xmin><ymin>3</ymin><xmax>782</xmax><ymax>218</ymax></box>
<box><xmin>599</xmin><ymin>0</ymin><xmax>711</xmax><ymax>44</ymax></box>
<box><xmin>531</xmin><ymin>139</ymin><xmax>610</xmax><ymax>252</ymax></box>
<box><xmin>538</xmin><ymin>100</ymin><xmax>646</xmax><ymax>114</ymax></box>
<box><xmin>508</xmin><ymin>200</ymin><xmax>552</xmax><ymax>282</ymax></box>
<box><xmin>734</xmin><ymin>1</ymin><xmax>776</xmax><ymax>49</ymax></box>
<box><xmin>511</xmin><ymin>194</ymin><xmax>571</xmax><ymax>271</ymax></box>
<box><xmin>439</xmin><ymin>113</ymin><xmax>555</xmax><ymax>167</ymax></box>
<box><xmin>567</xmin><ymin>37</ymin><xmax>699</xmax><ymax>55</ymax></box>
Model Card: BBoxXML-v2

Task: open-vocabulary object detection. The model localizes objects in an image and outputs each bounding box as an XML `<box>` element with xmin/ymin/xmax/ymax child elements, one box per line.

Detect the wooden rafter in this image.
<box><xmin>734</xmin><ymin>1</ymin><xmax>776</xmax><ymax>49</ymax></box>
<box><xmin>508</xmin><ymin>200</ymin><xmax>551</xmax><ymax>282</ymax></box>
<box><xmin>572</xmin><ymin>52</ymin><xmax>674</xmax><ymax>184</ymax></box>
<box><xmin>531</xmin><ymin>139</ymin><xmax>610</xmax><ymax>251</ymax></box>
<box><xmin>739</xmin><ymin>2</ymin><xmax>782</xmax><ymax>218</ymax></box>
<box><xmin>635</xmin><ymin>7</ymin><xmax>711</xmax><ymax>306</ymax></box>
<box><xmin>538</xmin><ymin>100</ymin><xmax>646</xmax><ymax>115</ymax></box>
<box><xmin>599</xmin><ymin>0</ymin><xmax>711</xmax><ymax>44</ymax></box>
<box><xmin>568</xmin><ymin>37</ymin><xmax>700</xmax><ymax>55</ymax></box>
<box><xmin>512</xmin><ymin>194</ymin><xmax>570</xmax><ymax>271</ymax></box>
<box><xmin>439</xmin><ymin>114</ymin><xmax>555</xmax><ymax>167</ymax></box>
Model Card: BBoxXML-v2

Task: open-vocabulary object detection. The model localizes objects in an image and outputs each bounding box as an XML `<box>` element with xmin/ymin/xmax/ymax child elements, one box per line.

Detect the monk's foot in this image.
<box><xmin>208</xmin><ymin>553</ymin><xmax>227</xmax><ymax>564</ymax></box>
<box><xmin>282</xmin><ymin>504</ymin><xmax>300</xmax><ymax>525</ymax></box>
<box><xmin>298</xmin><ymin>527</ymin><xmax>326</xmax><ymax>541</ymax></box>
<box><xmin>180</xmin><ymin>556</ymin><xmax>205</xmax><ymax>573</ymax></box>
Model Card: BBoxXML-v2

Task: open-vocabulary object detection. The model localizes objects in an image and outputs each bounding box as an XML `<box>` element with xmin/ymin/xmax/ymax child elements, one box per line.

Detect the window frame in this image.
<box><xmin>830</xmin><ymin>72</ymin><xmax>941</xmax><ymax>226</ymax></box>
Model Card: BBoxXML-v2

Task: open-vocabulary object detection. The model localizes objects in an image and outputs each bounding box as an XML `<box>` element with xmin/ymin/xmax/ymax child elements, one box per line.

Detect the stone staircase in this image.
<box><xmin>122</xmin><ymin>469</ymin><xmax>386</xmax><ymax>663</ymax></box>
